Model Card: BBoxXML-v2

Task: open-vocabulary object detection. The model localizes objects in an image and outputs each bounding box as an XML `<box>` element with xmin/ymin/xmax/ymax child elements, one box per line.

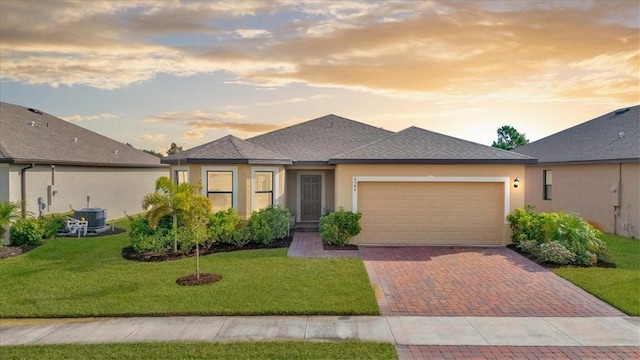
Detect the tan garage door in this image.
<box><xmin>357</xmin><ymin>182</ymin><xmax>503</xmax><ymax>245</ymax></box>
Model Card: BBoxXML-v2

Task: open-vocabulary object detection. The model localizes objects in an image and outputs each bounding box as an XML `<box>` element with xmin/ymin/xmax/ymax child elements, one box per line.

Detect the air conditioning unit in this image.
<box><xmin>74</xmin><ymin>208</ymin><xmax>107</xmax><ymax>229</ymax></box>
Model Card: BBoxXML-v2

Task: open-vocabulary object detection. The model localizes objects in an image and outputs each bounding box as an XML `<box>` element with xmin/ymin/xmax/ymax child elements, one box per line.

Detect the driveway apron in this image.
<box><xmin>360</xmin><ymin>246</ymin><xmax>624</xmax><ymax>317</ymax></box>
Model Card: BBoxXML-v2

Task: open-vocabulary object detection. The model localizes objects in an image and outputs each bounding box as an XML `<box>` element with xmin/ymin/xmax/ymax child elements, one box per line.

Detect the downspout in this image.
<box><xmin>20</xmin><ymin>163</ymin><xmax>34</xmax><ymax>219</ymax></box>
<box><xmin>614</xmin><ymin>163</ymin><xmax>622</xmax><ymax>235</ymax></box>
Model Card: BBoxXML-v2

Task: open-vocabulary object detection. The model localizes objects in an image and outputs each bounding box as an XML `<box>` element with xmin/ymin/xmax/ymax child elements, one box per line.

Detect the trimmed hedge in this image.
<box><xmin>319</xmin><ymin>208</ymin><xmax>362</xmax><ymax>247</ymax></box>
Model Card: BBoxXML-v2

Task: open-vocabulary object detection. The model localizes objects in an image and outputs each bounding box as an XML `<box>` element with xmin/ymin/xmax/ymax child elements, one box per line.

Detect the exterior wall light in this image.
<box><xmin>513</xmin><ymin>177</ymin><xmax>520</xmax><ymax>188</ymax></box>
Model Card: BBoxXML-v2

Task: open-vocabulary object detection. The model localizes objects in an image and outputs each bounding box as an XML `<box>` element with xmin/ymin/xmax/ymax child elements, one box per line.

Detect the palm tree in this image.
<box><xmin>141</xmin><ymin>176</ymin><xmax>195</xmax><ymax>252</ymax></box>
<box><xmin>0</xmin><ymin>201</ymin><xmax>20</xmax><ymax>242</ymax></box>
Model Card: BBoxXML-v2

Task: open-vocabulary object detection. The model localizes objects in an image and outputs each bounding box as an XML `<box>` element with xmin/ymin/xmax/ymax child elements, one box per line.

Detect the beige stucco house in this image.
<box><xmin>0</xmin><ymin>102</ymin><xmax>168</xmax><ymax>229</ymax></box>
<box><xmin>514</xmin><ymin>106</ymin><xmax>639</xmax><ymax>238</ymax></box>
<box><xmin>163</xmin><ymin>115</ymin><xmax>535</xmax><ymax>246</ymax></box>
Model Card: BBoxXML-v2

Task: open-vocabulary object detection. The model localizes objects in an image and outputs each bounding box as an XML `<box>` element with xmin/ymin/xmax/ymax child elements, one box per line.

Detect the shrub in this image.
<box><xmin>132</xmin><ymin>229</ymin><xmax>173</xmax><ymax>253</ymax></box>
<box><xmin>319</xmin><ymin>208</ymin><xmax>362</xmax><ymax>247</ymax></box>
<box><xmin>10</xmin><ymin>218</ymin><xmax>44</xmax><ymax>246</ymax></box>
<box><xmin>41</xmin><ymin>216</ymin><xmax>65</xmax><ymax>239</ymax></box>
<box><xmin>247</xmin><ymin>205</ymin><xmax>290</xmax><ymax>245</ymax></box>
<box><xmin>537</xmin><ymin>241</ymin><xmax>574</xmax><ymax>265</ymax></box>
<box><xmin>128</xmin><ymin>215</ymin><xmax>154</xmax><ymax>240</ymax></box>
<box><xmin>507</xmin><ymin>207</ymin><xmax>607</xmax><ymax>267</ymax></box>
<box><xmin>208</xmin><ymin>208</ymin><xmax>241</xmax><ymax>245</ymax></box>
<box><xmin>231</xmin><ymin>225</ymin><xmax>252</xmax><ymax>248</ymax></box>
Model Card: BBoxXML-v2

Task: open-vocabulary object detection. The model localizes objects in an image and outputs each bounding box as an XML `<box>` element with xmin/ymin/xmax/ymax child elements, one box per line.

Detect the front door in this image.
<box><xmin>300</xmin><ymin>175</ymin><xmax>321</xmax><ymax>221</ymax></box>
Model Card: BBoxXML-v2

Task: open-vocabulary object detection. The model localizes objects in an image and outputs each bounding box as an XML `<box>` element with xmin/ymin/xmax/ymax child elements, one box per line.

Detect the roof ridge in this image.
<box><xmin>227</xmin><ymin>135</ymin><xmax>245</xmax><ymax>158</ymax></box>
<box><xmin>407</xmin><ymin>126</ymin><xmax>535</xmax><ymax>159</ymax></box>
<box><xmin>332</xmin><ymin>128</ymin><xmax>402</xmax><ymax>158</ymax></box>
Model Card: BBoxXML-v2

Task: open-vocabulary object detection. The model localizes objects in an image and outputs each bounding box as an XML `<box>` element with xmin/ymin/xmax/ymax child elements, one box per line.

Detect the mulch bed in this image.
<box><xmin>323</xmin><ymin>244</ymin><xmax>359</xmax><ymax>251</ymax></box>
<box><xmin>122</xmin><ymin>234</ymin><xmax>293</xmax><ymax>262</ymax></box>
<box><xmin>0</xmin><ymin>244</ymin><xmax>38</xmax><ymax>260</ymax></box>
<box><xmin>506</xmin><ymin>244</ymin><xmax>616</xmax><ymax>268</ymax></box>
<box><xmin>176</xmin><ymin>273</ymin><xmax>222</xmax><ymax>286</ymax></box>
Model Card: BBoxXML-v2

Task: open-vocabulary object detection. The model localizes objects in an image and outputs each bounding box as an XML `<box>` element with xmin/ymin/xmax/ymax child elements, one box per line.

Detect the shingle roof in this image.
<box><xmin>246</xmin><ymin>114</ymin><xmax>394</xmax><ymax>164</ymax></box>
<box><xmin>162</xmin><ymin>135</ymin><xmax>291</xmax><ymax>165</ymax></box>
<box><xmin>513</xmin><ymin>106</ymin><xmax>640</xmax><ymax>164</ymax></box>
<box><xmin>330</xmin><ymin>126</ymin><xmax>536</xmax><ymax>164</ymax></box>
<box><xmin>0</xmin><ymin>102</ymin><xmax>164</xmax><ymax>167</ymax></box>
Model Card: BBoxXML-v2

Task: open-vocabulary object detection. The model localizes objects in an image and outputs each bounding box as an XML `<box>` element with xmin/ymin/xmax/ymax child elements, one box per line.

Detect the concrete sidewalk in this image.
<box><xmin>1</xmin><ymin>316</ymin><xmax>639</xmax><ymax>346</ymax></box>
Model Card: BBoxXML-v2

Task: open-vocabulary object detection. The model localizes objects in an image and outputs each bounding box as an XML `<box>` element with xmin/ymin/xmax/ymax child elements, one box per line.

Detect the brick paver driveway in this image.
<box><xmin>360</xmin><ymin>246</ymin><xmax>624</xmax><ymax>317</ymax></box>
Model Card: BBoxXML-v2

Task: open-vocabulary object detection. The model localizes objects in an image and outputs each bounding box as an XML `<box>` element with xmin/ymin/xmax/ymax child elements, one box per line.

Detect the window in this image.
<box><xmin>543</xmin><ymin>170</ymin><xmax>552</xmax><ymax>200</ymax></box>
<box><xmin>174</xmin><ymin>170</ymin><xmax>188</xmax><ymax>184</ymax></box>
<box><xmin>254</xmin><ymin>171</ymin><xmax>274</xmax><ymax>211</ymax></box>
<box><xmin>207</xmin><ymin>171</ymin><xmax>233</xmax><ymax>212</ymax></box>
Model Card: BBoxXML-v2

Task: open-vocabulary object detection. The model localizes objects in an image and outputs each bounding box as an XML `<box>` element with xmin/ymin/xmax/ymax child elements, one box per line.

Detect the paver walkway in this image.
<box><xmin>396</xmin><ymin>345</ymin><xmax>640</xmax><ymax>360</ymax></box>
<box><xmin>360</xmin><ymin>246</ymin><xmax>624</xmax><ymax>317</ymax></box>
<box><xmin>287</xmin><ymin>231</ymin><xmax>361</xmax><ymax>258</ymax></box>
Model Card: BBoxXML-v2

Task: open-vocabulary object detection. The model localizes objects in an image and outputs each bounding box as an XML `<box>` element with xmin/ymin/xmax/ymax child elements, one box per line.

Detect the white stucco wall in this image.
<box><xmin>6</xmin><ymin>164</ymin><xmax>168</xmax><ymax>219</ymax></box>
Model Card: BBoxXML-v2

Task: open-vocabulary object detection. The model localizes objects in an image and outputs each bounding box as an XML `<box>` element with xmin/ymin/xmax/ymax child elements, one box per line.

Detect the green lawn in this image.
<box><xmin>0</xmin><ymin>222</ymin><xmax>378</xmax><ymax>317</ymax></box>
<box><xmin>553</xmin><ymin>234</ymin><xmax>640</xmax><ymax>315</ymax></box>
<box><xmin>0</xmin><ymin>342</ymin><xmax>397</xmax><ymax>360</ymax></box>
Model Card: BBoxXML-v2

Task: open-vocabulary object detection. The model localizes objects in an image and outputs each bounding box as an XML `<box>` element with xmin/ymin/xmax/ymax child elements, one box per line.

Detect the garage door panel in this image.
<box><xmin>357</xmin><ymin>182</ymin><xmax>503</xmax><ymax>245</ymax></box>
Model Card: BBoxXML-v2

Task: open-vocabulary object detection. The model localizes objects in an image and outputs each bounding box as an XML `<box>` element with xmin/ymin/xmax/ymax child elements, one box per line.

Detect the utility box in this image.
<box><xmin>47</xmin><ymin>185</ymin><xmax>56</xmax><ymax>206</ymax></box>
<box><xmin>73</xmin><ymin>208</ymin><xmax>107</xmax><ymax>229</ymax></box>
<box><xmin>611</xmin><ymin>183</ymin><xmax>621</xmax><ymax>207</ymax></box>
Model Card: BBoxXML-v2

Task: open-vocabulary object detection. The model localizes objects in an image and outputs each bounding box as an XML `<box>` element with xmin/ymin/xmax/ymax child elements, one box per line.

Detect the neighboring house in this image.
<box><xmin>0</xmin><ymin>102</ymin><xmax>168</xmax><ymax>225</ymax></box>
<box><xmin>514</xmin><ymin>106</ymin><xmax>639</xmax><ymax>238</ymax></box>
<box><xmin>163</xmin><ymin>114</ymin><xmax>535</xmax><ymax>246</ymax></box>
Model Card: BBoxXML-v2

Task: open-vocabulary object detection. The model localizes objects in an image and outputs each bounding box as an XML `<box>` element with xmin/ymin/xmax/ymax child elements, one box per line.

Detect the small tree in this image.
<box><xmin>180</xmin><ymin>194</ymin><xmax>211</xmax><ymax>279</ymax></box>
<box><xmin>142</xmin><ymin>177</ymin><xmax>194</xmax><ymax>252</ymax></box>
<box><xmin>491</xmin><ymin>125</ymin><xmax>529</xmax><ymax>150</ymax></box>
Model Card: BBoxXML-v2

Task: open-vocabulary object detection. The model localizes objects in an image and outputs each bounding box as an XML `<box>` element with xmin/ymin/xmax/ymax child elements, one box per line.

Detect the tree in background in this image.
<box><xmin>143</xmin><ymin>149</ymin><xmax>164</xmax><ymax>158</ymax></box>
<box><xmin>491</xmin><ymin>125</ymin><xmax>529</xmax><ymax>150</ymax></box>
<box><xmin>167</xmin><ymin>142</ymin><xmax>183</xmax><ymax>156</ymax></box>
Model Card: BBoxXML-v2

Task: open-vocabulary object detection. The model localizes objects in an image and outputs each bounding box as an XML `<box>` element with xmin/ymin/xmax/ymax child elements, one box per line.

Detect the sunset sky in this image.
<box><xmin>1</xmin><ymin>0</ymin><xmax>638</xmax><ymax>154</ymax></box>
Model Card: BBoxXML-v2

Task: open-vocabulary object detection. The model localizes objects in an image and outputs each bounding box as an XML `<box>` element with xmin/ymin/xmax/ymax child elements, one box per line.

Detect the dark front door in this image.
<box><xmin>300</xmin><ymin>175</ymin><xmax>321</xmax><ymax>221</ymax></box>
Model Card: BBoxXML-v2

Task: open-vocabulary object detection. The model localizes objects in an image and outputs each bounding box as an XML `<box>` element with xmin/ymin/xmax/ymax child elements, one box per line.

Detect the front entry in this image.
<box><xmin>300</xmin><ymin>175</ymin><xmax>321</xmax><ymax>221</ymax></box>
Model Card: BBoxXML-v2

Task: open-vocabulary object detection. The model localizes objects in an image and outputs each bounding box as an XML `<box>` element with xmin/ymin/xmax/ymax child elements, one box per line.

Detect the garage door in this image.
<box><xmin>357</xmin><ymin>182</ymin><xmax>503</xmax><ymax>245</ymax></box>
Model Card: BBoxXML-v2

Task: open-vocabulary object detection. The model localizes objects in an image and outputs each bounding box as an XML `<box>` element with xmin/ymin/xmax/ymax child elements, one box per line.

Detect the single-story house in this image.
<box><xmin>163</xmin><ymin>114</ymin><xmax>535</xmax><ymax>246</ymax></box>
<box><xmin>0</xmin><ymin>102</ymin><xmax>168</xmax><ymax>231</ymax></box>
<box><xmin>514</xmin><ymin>105</ymin><xmax>639</xmax><ymax>238</ymax></box>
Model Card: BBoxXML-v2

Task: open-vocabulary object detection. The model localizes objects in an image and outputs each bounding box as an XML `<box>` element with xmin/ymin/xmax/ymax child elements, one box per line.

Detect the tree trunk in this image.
<box><xmin>196</xmin><ymin>242</ymin><xmax>200</xmax><ymax>279</ymax></box>
<box><xmin>172</xmin><ymin>214</ymin><xmax>178</xmax><ymax>252</ymax></box>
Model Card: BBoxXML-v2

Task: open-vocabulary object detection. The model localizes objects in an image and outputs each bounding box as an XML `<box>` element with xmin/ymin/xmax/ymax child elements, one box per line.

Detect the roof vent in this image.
<box><xmin>27</xmin><ymin>108</ymin><xmax>43</xmax><ymax>114</ymax></box>
<box><xmin>72</xmin><ymin>137</ymin><xmax>78</xmax><ymax>143</ymax></box>
<box><xmin>619</xmin><ymin>131</ymin><xmax>625</xmax><ymax>138</ymax></box>
<box><xmin>29</xmin><ymin>121</ymin><xmax>35</xmax><ymax>126</ymax></box>
<box><xmin>614</xmin><ymin>108</ymin><xmax>630</xmax><ymax>115</ymax></box>
<box><xmin>113</xmin><ymin>150</ymin><xmax>118</xmax><ymax>155</ymax></box>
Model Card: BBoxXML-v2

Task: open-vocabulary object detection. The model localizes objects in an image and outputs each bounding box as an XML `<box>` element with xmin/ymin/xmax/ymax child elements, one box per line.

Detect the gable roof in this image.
<box><xmin>0</xmin><ymin>102</ymin><xmax>164</xmax><ymax>167</ymax></box>
<box><xmin>163</xmin><ymin>135</ymin><xmax>291</xmax><ymax>165</ymax></box>
<box><xmin>330</xmin><ymin>126</ymin><xmax>536</xmax><ymax>164</ymax></box>
<box><xmin>246</xmin><ymin>114</ymin><xmax>394</xmax><ymax>164</ymax></box>
<box><xmin>513</xmin><ymin>106</ymin><xmax>640</xmax><ymax>164</ymax></box>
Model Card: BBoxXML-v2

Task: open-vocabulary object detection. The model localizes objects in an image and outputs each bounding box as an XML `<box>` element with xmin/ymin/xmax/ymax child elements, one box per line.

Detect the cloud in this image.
<box><xmin>184</xmin><ymin>130</ymin><xmax>204</xmax><ymax>139</ymax></box>
<box><xmin>61</xmin><ymin>113</ymin><xmax>118</xmax><ymax>122</ymax></box>
<box><xmin>0</xmin><ymin>1</ymin><xmax>637</xmax><ymax>102</ymax></box>
<box><xmin>144</xmin><ymin>109</ymin><xmax>293</xmax><ymax>134</ymax></box>
<box><xmin>139</xmin><ymin>133</ymin><xmax>166</xmax><ymax>141</ymax></box>
<box><xmin>234</xmin><ymin>29</ymin><xmax>270</xmax><ymax>38</ymax></box>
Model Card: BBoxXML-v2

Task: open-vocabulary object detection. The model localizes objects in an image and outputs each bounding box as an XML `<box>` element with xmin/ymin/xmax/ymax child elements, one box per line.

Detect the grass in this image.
<box><xmin>552</xmin><ymin>233</ymin><xmax>640</xmax><ymax>316</ymax></box>
<box><xmin>0</xmin><ymin>220</ymin><xmax>378</xmax><ymax>317</ymax></box>
<box><xmin>0</xmin><ymin>342</ymin><xmax>398</xmax><ymax>360</ymax></box>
